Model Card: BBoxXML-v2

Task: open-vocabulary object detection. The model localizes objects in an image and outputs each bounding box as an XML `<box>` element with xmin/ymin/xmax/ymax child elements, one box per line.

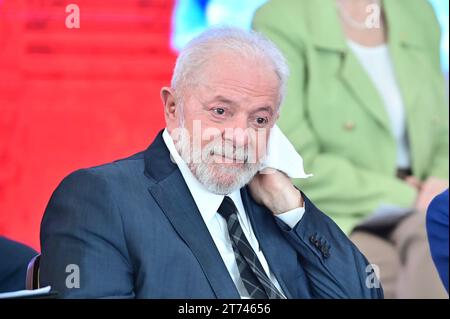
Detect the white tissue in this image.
<box><xmin>260</xmin><ymin>125</ymin><xmax>313</xmax><ymax>179</ymax></box>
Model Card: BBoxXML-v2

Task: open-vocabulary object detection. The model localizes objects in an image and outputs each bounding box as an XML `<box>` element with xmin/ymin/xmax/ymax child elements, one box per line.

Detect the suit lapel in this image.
<box><xmin>383</xmin><ymin>0</ymin><xmax>424</xmax><ymax>116</ymax></box>
<box><xmin>240</xmin><ymin>187</ymin><xmax>306</xmax><ymax>299</ymax></box>
<box><xmin>144</xmin><ymin>131</ymin><xmax>308</xmax><ymax>298</ymax></box>
<box><xmin>145</xmin><ymin>131</ymin><xmax>240</xmax><ymax>299</ymax></box>
<box><xmin>339</xmin><ymin>51</ymin><xmax>391</xmax><ymax>133</ymax></box>
<box><xmin>307</xmin><ymin>0</ymin><xmax>392</xmax><ymax>135</ymax></box>
<box><xmin>382</xmin><ymin>0</ymin><xmax>431</xmax><ymax>179</ymax></box>
<box><xmin>308</xmin><ymin>0</ymin><xmax>430</xmax><ymax>138</ymax></box>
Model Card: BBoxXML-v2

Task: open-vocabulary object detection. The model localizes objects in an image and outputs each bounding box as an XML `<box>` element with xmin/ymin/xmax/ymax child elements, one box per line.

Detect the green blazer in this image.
<box><xmin>253</xmin><ymin>0</ymin><xmax>449</xmax><ymax>233</ymax></box>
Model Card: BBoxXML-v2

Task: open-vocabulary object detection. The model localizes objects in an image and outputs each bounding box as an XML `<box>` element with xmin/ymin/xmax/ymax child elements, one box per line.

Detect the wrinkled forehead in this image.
<box><xmin>191</xmin><ymin>53</ymin><xmax>281</xmax><ymax>104</ymax></box>
<box><xmin>204</xmin><ymin>52</ymin><xmax>279</xmax><ymax>83</ymax></box>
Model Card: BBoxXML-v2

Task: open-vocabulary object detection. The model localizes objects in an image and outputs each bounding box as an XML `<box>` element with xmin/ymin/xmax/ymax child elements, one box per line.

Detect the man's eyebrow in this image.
<box><xmin>251</xmin><ymin>106</ymin><xmax>274</xmax><ymax>115</ymax></box>
<box><xmin>207</xmin><ymin>95</ymin><xmax>236</xmax><ymax>105</ymax></box>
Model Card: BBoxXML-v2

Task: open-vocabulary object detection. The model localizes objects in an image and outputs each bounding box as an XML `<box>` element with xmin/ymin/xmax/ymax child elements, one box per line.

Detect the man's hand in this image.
<box><xmin>248</xmin><ymin>168</ymin><xmax>303</xmax><ymax>215</ymax></box>
<box><xmin>415</xmin><ymin>176</ymin><xmax>448</xmax><ymax>213</ymax></box>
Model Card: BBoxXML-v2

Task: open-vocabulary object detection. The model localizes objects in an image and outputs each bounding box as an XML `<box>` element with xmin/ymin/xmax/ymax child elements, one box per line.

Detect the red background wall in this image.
<box><xmin>0</xmin><ymin>0</ymin><xmax>176</xmax><ymax>250</ymax></box>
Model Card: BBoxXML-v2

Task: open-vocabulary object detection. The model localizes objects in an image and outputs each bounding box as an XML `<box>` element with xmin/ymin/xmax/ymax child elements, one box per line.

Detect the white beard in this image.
<box><xmin>175</xmin><ymin>130</ymin><xmax>262</xmax><ymax>195</ymax></box>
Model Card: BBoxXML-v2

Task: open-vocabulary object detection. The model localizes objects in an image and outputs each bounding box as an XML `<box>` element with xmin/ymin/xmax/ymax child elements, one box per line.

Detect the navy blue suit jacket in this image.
<box><xmin>0</xmin><ymin>237</ymin><xmax>37</xmax><ymax>293</ymax></box>
<box><xmin>426</xmin><ymin>189</ymin><xmax>449</xmax><ymax>293</ymax></box>
<box><xmin>40</xmin><ymin>130</ymin><xmax>383</xmax><ymax>298</ymax></box>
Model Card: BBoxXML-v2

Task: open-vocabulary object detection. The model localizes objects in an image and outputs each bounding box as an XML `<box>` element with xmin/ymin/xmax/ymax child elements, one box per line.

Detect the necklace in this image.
<box><xmin>336</xmin><ymin>0</ymin><xmax>382</xmax><ymax>30</ymax></box>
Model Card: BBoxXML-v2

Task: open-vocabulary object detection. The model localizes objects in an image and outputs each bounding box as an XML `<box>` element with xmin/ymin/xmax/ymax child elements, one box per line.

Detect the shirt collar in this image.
<box><xmin>162</xmin><ymin>128</ymin><xmax>228</xmax><ymax>224</ymax></box>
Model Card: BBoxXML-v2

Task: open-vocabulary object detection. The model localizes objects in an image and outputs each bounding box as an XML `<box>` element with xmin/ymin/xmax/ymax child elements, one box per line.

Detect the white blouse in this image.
<box><xmin>348</xmin><ymin>40</ymin><xmax>411</xmax><ymax>169</ymax></box>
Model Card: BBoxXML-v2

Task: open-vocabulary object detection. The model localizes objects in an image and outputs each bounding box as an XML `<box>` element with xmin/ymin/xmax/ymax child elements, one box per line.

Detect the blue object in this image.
<box><xmin>426</xmin><ymin>189</ymin><xmax>449</xmax><ymax>293</ymax></box>
<box><xmin>428</xmin><ymin>0</ymin><xmax>449</xmax><ymax>73</ymax></box>
<box><xmin>0</xmin><ymin>236</ymin><xmax>37</xmax><ymax>293</ymax></box>
<box><xmin>171</xmin><ymin>0</ymin><xmax>268</xmax><ymax>51</ymax></box>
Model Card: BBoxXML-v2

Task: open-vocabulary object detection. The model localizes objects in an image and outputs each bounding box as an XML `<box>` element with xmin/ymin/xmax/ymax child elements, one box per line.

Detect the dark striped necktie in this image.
<box><xmin>217</xmin><ymin>196</ymin><xmax>285</xmax><ymax>299</ymax></box>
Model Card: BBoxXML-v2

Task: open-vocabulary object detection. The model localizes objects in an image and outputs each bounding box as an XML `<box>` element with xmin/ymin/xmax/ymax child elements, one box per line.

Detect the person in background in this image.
<box><xmin>253</xmin><ymin>0</ymin><xmax>448</xmax><ymax>298</ymax></box>
<box><xmin>0</xmin><ymin>236</ymin><xmax>37</xmax><ymax>292</ymax></box>
<box><xmin>426</xmin><ymin>189</ymin><xmax>449</xmax><ymax>294</ymax></box>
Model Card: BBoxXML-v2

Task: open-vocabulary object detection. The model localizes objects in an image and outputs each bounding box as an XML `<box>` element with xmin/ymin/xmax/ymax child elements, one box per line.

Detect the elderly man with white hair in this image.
<box><xmin>39</xmin><ymin>28</ymin><xmax>382</xmax><ymax>299</ymax></box>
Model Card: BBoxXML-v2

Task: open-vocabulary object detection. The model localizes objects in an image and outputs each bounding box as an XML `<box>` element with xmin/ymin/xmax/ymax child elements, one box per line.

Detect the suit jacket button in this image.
<box><xmin>321</xmin><ymin>246</ymin><xmax>330</xmax><ymax>258</ymax></box>
<box><xmin>343</xmin><ymin>121</ymin><xmax>356</xmax><ymax>131</ymax></box>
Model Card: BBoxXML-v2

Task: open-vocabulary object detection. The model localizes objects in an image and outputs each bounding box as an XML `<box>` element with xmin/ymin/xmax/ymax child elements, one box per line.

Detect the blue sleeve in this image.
<box><xmin>426</xmin><ymin>189</ymin><xmax>449</xmax><ymax>293</ymax></box>
<box><xmin>39</xmin><ymin>169</ymin><xmax>135</xmax><ymax>298</ymax></box>
<box><xmin>275</xmin><ymin>193</ymin><xmax>384</xmax><ymax>299</ymax></box>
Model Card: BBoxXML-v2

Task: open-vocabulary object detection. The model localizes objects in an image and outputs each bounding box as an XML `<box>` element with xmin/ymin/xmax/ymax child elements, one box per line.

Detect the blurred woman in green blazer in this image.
<box><xmin>253</xmin><ymin>0</ymin><xmax>448</xmax><ymax>298</ymax></box>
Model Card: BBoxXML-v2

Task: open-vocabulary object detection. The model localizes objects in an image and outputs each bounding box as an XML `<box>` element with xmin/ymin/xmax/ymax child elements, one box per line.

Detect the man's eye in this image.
<box><xmin>213</xmin><ymin>108</ymin><xmax>225</xmax><ymax>115</ymax></box>
<box><xmin>256</xmin><ymin>117</ymin><xmax>268</xmax><ymax>125</ymax></box>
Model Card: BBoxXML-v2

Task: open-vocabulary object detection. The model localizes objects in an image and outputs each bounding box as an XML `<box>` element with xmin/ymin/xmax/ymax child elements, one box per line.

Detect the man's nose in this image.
<box><xmin>233</xmin><ymin>129</ymin><xmax>249</xmax><ymax>148</ymax></box>
<box><xmin>223</xmin><ymin>121</ymin><xmax>249</xmax><ymax>148</ymax></box>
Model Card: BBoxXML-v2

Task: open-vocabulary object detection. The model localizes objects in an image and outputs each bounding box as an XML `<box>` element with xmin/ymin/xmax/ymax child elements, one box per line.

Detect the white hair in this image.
<box><xmin>171</xmin><ymin>27</ymin><xmax>290</xmax><ymax>107</ymax></box>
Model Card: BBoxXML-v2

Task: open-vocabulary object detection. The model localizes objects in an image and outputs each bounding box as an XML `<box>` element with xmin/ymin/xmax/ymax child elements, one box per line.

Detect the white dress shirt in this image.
<box><xmin>162</xmin><ymin>129</ymin><xmax>304</xmax><ymax>298</ymax></box>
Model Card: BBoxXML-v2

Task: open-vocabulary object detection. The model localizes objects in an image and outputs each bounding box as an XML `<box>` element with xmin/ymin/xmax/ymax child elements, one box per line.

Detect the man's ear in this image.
<box><xmin>160</xmin><ymin>87</ymin><xmax>177</xmax><ymax>121</ymax></box>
